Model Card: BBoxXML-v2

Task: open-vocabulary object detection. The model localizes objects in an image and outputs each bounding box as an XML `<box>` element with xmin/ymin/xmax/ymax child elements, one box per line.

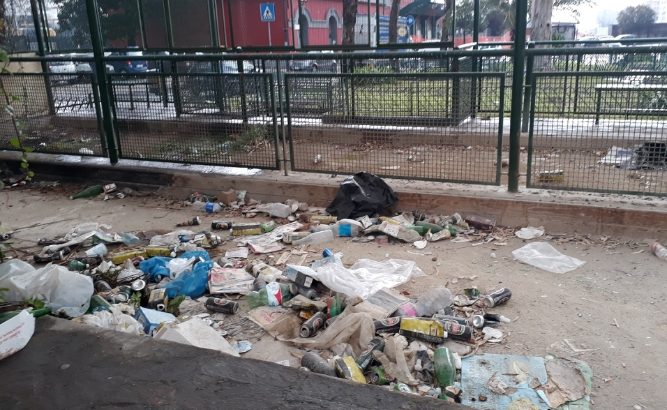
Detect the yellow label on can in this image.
<box><xmin>399</xmin><ymin>318</ymin><xmax>446</xmax><ymax>343</ymax></box>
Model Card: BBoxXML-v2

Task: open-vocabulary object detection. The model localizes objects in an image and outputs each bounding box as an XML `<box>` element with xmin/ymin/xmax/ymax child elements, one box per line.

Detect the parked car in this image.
<box><xmin>47</xmin><ymin>58</ymin><xmax>77</xmax><ymax>84</ymax></box>
<box><xmin>288</xmin><ymin>51</ymin><xmax>338</xmax><ymax>72</ymax></box>
<box><xmin>108</xmin><ymin>48</ymin><xmax>149</xmax><ymax>74</ymax></box>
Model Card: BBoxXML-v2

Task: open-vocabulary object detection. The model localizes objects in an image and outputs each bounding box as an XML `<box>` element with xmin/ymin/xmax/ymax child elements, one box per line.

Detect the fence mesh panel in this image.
<box><xmin>528</xmin><ymin>71</ymin><xmax>667</xmax><ymax>196</ymax></box>
<box><xmin>0</xmin><ymin>72</ymin><xmax>105</xmax><ymax>156</ymax></box>
<box><xmin>286</xmin><ymin>72</ymin><xmax>505</xmax><ymax>184</ymax></box>
<box><xmin>111</xmin><ymin>72</ymin><xmax>279</xmax><ymax>169</ymax></box>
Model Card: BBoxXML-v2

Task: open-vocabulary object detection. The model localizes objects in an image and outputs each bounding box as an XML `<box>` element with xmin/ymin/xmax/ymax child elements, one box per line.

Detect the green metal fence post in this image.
<box><xmin>30</xmin><ymin>0</ymin><xmax>54</xmax><ymax>115</ymax></box>
<box><xmin>521</xmin><ymin>42</ymin><xmax>534</xmax><ymax>133</ymax></box>
<box><xmin>573</xmin><ymin>53</ymin><xmax>582</xmax><ymax>113</ymax></box>
<box><xmin>507</xmin><ymin>0</ymin><xmax>528</xmax><ymax>193</ymax></box>
<box><xmin>136</xmin><ymin>0</ymin><xmax>147</xmax><ymax>48</ymax></box>
<box><xmin>163</xmin><ymin>0</ymin><xmax>182</xmax><ymax>117</ymax></box>
<box><xmin>237</xmin><ymin>59</ymin><xmax>248</xmax><ymax>124</ymax></box>
<box><xmin>208</xmin><ymin>0</ymin><xmax>225</xmax><ymax>114</ymax></box>
<box><xmin>471</xmin><ymin>0</ymin><xmax>479</xmax><ymax>118</ymax></box>
<box><xmin>85</xmin><ymin>0</ymin><xmax>119</xmax><ymax>163</ymax></box>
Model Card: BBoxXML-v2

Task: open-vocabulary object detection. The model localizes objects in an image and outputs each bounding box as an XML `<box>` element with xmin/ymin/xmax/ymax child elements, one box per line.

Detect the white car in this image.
<box><xmin>48</xmin><ymin>61</ymin><xmax>76</xmax><ymax>74</ymax></box>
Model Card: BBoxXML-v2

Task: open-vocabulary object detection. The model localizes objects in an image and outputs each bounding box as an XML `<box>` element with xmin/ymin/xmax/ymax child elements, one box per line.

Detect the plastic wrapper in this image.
<box><xmin>512</xmin><ymin>242</ymin><xmax>586</xmax><ymax>274</ymax></box>
<box><xmin>0</xmin><ymin>260</ymin><xmax>93</xmax><ymax>317</ymax></box>
<box><xmin>73</xmin><ymin>305</ymin><xmax>143</xmax><ymax>335</ymax></box>
<box><xmin>298</xmin><ymin>258</ymin><xmax>424</xmax><ymax>299</ymax></box>
<box><xmin>149</xmin><ymin>230</ymin><xmax>195</xmax><ymax>247</ymax></box>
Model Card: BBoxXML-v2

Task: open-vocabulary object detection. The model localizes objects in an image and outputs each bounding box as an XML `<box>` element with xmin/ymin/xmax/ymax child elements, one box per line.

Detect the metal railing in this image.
<box><xmin>2</xmin><ymin>44</ymin><xmax>667</xmax><ymax>196</ymax></box>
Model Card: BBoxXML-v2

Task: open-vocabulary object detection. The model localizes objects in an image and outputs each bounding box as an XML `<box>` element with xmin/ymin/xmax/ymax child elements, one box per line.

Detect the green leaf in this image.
<box><xmin>8</xmin><ymin>137</ymin><xmax>21</xmax><ymax>149</ymax></box>
<box><xmin>27</xmin><ymin>171</ymin><xmax>35</xmax><ymax>178</ymax></box>
<box><xmin>24</xmin><ymin>147</ymin><xmax>34</xmax><ymax>153</ymax></box>
<box><xmin>20</xmin><ymin>161</ymin><xmax>29</xmax><ymax>169</ymax></box>
<box><xmin>10</xmin><ymin>95</ymin><xmax>19</xmax><ymax>102</ymax></box>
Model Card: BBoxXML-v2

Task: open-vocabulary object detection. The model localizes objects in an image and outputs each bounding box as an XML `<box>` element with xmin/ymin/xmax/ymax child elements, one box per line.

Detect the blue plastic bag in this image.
<box><xmin>139</xmin><ymin>257</ymin><xmax>172</xmax><ymax>281</ymax></box>
<box><xmin>163</xmin><ymin>260</ymin><xmax>213</xmax><ymax>298</ymax></box>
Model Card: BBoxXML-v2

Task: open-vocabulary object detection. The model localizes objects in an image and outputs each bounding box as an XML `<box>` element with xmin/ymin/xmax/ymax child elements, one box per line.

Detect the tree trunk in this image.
<box><xmin>440</xmin><ymin>0</ymin><xmax>453</xmax><ymax>42</ymax></box>
<box><xmin>388</xmin><ymin>0</ymin><xmax>400</xmax><ymax>44</ymax></box>
<box><xmin>342</xmin><ymin>0</ymin><xmax>358</xmax><ymax>45</ymax></box>
<box><xmin>530</xmin><ymin>0</ymin><xmax>553</xmax><ymax>42</ymax></box>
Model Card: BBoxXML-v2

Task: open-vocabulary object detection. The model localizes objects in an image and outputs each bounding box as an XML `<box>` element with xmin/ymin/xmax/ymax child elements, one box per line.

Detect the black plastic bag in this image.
<box><xmin>326</xmin><ymin>172</ymin><xmax>397</xmax><ymax>219</ymax></box>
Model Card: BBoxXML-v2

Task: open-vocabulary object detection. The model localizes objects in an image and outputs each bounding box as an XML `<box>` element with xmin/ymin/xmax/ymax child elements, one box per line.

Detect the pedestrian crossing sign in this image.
<box><xmin>260</xmin><ymin>3</ymin><xmax>276</xmax><ymax>22</ymax></box>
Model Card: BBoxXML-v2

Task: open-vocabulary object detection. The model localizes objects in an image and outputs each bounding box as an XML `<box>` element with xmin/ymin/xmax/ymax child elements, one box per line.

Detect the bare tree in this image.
<box><xmin>342</xmin><ymin>0</ymin><xmax>358</xmax><ymax>45</ymax></box>
<box><xmin>530</xmin><ymin>0</ymin><xmax>553</xmax><ymax>43</ymax></box>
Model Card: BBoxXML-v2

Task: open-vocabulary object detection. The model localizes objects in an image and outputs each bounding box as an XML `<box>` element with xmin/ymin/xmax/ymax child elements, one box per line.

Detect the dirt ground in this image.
<box><xmin>1</xmin><ymin>184</ymin><xmax>666</xmax><ymax>409</ymax></box>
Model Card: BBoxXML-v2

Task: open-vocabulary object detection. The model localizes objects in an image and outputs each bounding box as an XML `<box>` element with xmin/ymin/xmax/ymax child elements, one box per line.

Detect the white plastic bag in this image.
<box><xmin>150</xmin><ymin>230</ymin><xmax>195</xmax><ymax>247</ymax></box>
<box><xmin>512</xmin><ymin>242</ymin><xmax>586</xmax><ymax>274</ymax></box>
<box><xmin>0</xmin><ymin>260</ymin><xmax>94</xmax><ymax>317</ymax></box>
<box><xmin>254</xmin><ymin>203</ymin><xmax>292</xmax><ymax>218</ymax></box>
<box><xmin>303</xmin><ymin>258</ymin><xmax>424</xmax><ymax>299</ymax></box>
<box><xmin>515</xmin><ymin>226</ymin><xmax>545</xmax><ymax>240</ymax></box>
<box><xmin>73</xmin><ymin>305</ymin><xmax>143</xmax><ymax>335</ymax></box>
<box><xmin>0</xmin><ymin>310</ymin><xmax>35</xmax><ymax>360</ymax></box>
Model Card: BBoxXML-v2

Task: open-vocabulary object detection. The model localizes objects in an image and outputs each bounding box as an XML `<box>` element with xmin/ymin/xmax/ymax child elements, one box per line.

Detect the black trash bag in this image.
<box><xmin>326</xmin><ymin>172</ymin><xmax>397</xmax><ymax>219</ymax></box>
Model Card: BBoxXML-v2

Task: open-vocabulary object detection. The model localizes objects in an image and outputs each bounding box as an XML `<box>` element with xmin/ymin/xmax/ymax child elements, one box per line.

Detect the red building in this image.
<box><xmin>138</xmin><ymin>1</ymin><xmax>462</xmax><ymax>50</ymax></box>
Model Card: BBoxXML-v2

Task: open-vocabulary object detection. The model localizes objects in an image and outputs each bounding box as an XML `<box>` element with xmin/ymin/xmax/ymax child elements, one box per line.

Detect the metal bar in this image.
<box><xmin>30</xmin><ymin>0</ymin><xmax>54</xmax><ymax>115</ymax></box>
<box><xmin>137</xmin><ymin>0</ymin><xmax>148</xmax><ymax>49</ymax></box>
<box><xmin>595</xmin><ymin>88</ymin><xmax>602</xmax><ymax>125</ymax></box>
<box><xmin>38</xmin><ymin>0</ymin><xmax>51</xmax><ymax>53</ymax></box>
<box><xmin>525</xmin><ymin>74</ymin><xmax>537</xmax><ymax>188</ymax></box>
<box><xmin>451</xmin><ymin>0</ymin><xmax>456</xmax><ymax>43</ymax></box>
<box><xmin>163</xmin><ymin>0</ymin><xmax>182</xmax><ymax>117</ymax></box>
<box><xmin>238</xmin><ymin>59</ymin><xmax>248</xmax><ymax>124</ymax></box>
<box><xmin>572</xmin><ymin>53</ymin><xmax>582</xmax><ymax>113</ymax></box>
<box><xmin>283</xmin><ymin>72</ymin><xmax>293</xmax><ymax>173</ymax></box>
<box><xmin>297</xmin><ymin>0</ymin><xmax>305</xmax><ymax>48</ymax></box>
<box><xmin>367</xmin><ymin>0</ymin><xmax>371</xmax><ymax>46</ymax></box>
<box><xmin>375</xmin><ymin>0</ymin><xmax>380</xmax><ymax>47</ymax></box>
<box><xmin>507</xmin><ymin>0</ymin><xmax>527</xmax><ymax>193</ymax></box>
<box><xmin>86</xmin><ymin>0</ymin><xmax>119</xmax><ymax>164</ymax></box>
<box><xmin>473</xmin><ymin>0</ymin><xmax>479</xmax><ymax>45</ymax></box>
<box><xmin>268</xmin><ymin>74</ymin><xmax>281</xmax><ymax>170</ymax></box>
<box><xmin>208</xmin><ymin>0</ymin><xmax>221</xmax><ymax>47</ymax></box>
<box><xmin>496</xmin><ymin>75</ymin><xmax>506</xmax><ymax>185</ymax></box>
<box><xmin>561</xmin><ymin>54</ymin><xmax>569</xmax><ymax>113</ymax></box>
<box><xmin>226</xmin><ymin>0</ymin><xmax>236</xmax><ymax>47</ymax></box>
<box><xmin>521</xmin><ymin>43</ymin><xmax>535</xmax><ymax>132</ymax></box>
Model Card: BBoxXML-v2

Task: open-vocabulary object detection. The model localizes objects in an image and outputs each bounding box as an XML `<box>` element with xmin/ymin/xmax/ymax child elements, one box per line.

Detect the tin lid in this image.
<box><xmin>131</xmin><ymin>279</ymin><xmax>146</xmax><ymax>291</ymax></box>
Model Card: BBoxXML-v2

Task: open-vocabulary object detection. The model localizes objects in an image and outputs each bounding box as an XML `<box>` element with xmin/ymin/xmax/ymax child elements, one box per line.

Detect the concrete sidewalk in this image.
<box><xmin>0</xmin><ymin>317</ymin><xmax>460</xmax><ymax>409</ymax></box>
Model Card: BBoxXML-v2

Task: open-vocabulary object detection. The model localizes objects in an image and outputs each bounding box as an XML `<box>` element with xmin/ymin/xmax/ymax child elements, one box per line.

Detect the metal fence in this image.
<box><xmin>285</xmin><ymin>72</ymin><xmax>505</xmax><ymax>184</ymax></box>
<box><xmin>527</xmin><ymin>70</ymin><xmax>667</xmax><ymax>196</ymax></box>
<box><xmin>0</xmin><ymin>72</ymin><xmax>106</xmax><ymax>156</ymax></box>
<box><xmin>2</xmin><ymin>45</ymin><xmax>667</xmax><ymax>196</ymax></box>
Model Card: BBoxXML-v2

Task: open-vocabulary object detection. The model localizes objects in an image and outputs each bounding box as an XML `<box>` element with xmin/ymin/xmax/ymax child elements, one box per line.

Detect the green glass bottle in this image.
<box><xmin>434</xmin><ymin>347</ymin><xmax>456</xmax><ymax>388</ymax></box>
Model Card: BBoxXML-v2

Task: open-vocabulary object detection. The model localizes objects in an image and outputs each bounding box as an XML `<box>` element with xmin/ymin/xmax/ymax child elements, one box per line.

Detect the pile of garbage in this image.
<box><xmin>0</xmin><ymin>172</ymin><xmax>616</xmax><ymax>406</ymax></box>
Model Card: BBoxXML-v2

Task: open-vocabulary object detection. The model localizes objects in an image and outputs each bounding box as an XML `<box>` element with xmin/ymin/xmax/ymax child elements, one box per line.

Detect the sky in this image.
<box><xmin>556</xmin><ymin>0</ymin><xmax>648</xmax><ymax>35</ymax></box>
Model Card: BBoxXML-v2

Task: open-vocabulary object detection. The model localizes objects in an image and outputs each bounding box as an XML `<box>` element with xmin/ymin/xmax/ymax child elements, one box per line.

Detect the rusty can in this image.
<box><xmin>443</xmin><ymin>320</ymin><xmax>473</xmax><ymax>341</ymax></box>
<box><xmin>483</xmin><ymin>288</ymin><xmax>512</xmax><ymax>308</ymax></box>
<box><xmin>299</xmin><ymin>311</ymin><xmax>326</xmax><ymax>338</ymax></box>
<box><xmin>148</xmin><ymin>288</ymin><xmax>168</xmax><ymax>311</ymax></box>
<box><xmin>205</xmin><ymin>297</ymin><xmax>239</xmax><ymax>314</ymax></box>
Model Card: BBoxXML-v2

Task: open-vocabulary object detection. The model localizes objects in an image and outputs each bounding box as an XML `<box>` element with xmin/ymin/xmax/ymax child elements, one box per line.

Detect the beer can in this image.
<box><xmin>310</xmin><ymin>215</ymin><xmax>337</xmax><ymax>224</ymax></box>
<box><xmin>471</xmin><ymin>315</ymin><xmax>485</xmax><ymax>329</ymax></box>
<box><xmin>299</xmin><ymin>311</ymin><xmax>326</xmax><ymax>338</ymax></box>
<box><xmin>148</xmin><ymin>288</ymin><xmax>168</xmax><ymax>310</ymax></box>
<box><xmin>433</xmin><ymin>314</ymin><xmax>468</xmax><ymax>326</ymax></box>
<box><xmin>443</xmin><ymin>320</ymin><xmax>473</xmax><ymax>341</ymax></box>
<box><xmin>483</xmin><ymin>288</ymin><xmax>512</xmax><ymax>308</ymax></box>
<box><xmin>289</xmin><ymin>283</ymin><xmax>318</xmax><ymax>300</ymax></box>
<box><xmin>205</xmin><ymin>297</ymin><xmax>239</xmax><ymax>314</ymax></box>
<box><xmin>231</xmin><ymin>223</ymin><xmax>262</xmax><ymax>236</ymax></box>
<box><xmin>211</xmin><ymin>221</ymin><xmax>232</xmax><ymax>230</ymax></box>
<box><xmin>131</xmin><ymin>279</ymin><xmax>146</xmax><ymax>292</ymax></box>
<box><xmin>373</xmin><ymin>317</ymin><xmax>401</xmax><ymax>334</ymax></box>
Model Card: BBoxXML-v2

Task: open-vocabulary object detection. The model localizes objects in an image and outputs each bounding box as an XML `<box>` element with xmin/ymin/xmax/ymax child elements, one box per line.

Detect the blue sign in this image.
<box><xmin>406</xmin><ymin>15</ymin><xmax>415</xmax><ymax>26</ymax></box>
<box><xmin>260</xmin><ymin>3</ymin><xmax>276</xmax><ymax>23</ymax></box>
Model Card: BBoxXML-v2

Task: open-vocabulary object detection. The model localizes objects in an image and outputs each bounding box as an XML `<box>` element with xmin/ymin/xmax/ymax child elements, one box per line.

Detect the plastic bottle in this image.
<box><xmin>192</xmin><ymin>201</ymin><xmax>222</xmax><ymax>213</ymax></box>
<box><xmin>70</xmin><ymin>185</ymin><xmax>104</xmax><ymax>199</ymax></box>
<box><xmin>330</xmin><ymin>219</ymin><xmax>363</xmax><ymax>237</ymax></box>
<box><xmin>85</xmin><ymin>243</ymin><xmax>108</xmax><ymax>257</ymax></box>
<box><xmin>434</xmin><ymin>347</ymin><xmax>456</xmax><ymax>388</ymax></box>
<box><xmin>247</xmin><ymin>283</ymin><xmax>292</xmax><ymax>308</ymax></box>
<box><xmin>249</xmin><ymin>262</ymin><xmax>282</xmax><ymax>283</ymax></box>
<box><xmin>413</xmin><ymin>287</ymin><xmax>453</xmax><ymax>317</ymax></box>
<box><xmin>651</xmin><ymin>242</ymin><xmax>667</xmax><ymax>261</ymax></box>
<box><xmin>292</xmin><ymin>230</ymin><xmax>334</xmax><ymax>246</ymax></box>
